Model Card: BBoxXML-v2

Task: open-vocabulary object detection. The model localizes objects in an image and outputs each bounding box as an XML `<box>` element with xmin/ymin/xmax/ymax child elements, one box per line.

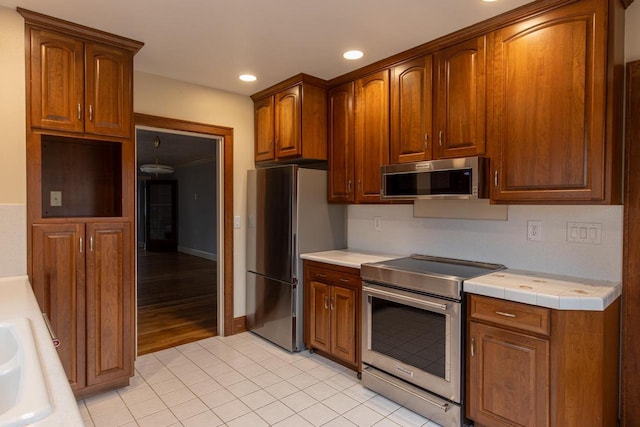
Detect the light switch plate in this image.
<box><xmin>567</xmin><ymin>222</ymin><xmax>601</xmax><ymax>244</ymax></box>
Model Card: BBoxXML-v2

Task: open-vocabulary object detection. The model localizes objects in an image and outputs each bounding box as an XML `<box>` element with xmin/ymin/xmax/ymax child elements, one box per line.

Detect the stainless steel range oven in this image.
<box><xmin>361</xmin><ymin>255</ymin><xmax>503</xmax><ymax>427</ymax></box>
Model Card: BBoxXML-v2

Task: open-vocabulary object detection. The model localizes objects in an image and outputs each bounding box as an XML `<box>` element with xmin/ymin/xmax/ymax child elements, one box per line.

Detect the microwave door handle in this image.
<box><xmin>364</xmin><ymin>285</ymin><xmax>448</xmax><ymax>311</ymax></box>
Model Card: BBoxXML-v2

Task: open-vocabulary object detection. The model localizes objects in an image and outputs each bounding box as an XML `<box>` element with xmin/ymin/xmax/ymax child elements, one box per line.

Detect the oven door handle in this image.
<box><xmin>363</xmin><ymin>284</ymin><xmax>449</xmax><ymax>311</ymax></box>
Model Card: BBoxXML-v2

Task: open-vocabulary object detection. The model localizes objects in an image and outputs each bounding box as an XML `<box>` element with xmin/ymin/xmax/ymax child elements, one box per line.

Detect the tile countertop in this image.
<box><xmin>300</xmin><ymin>249</ymin><xmax>401</xmax><ymax>269</ymax></box>
<box><xmin>465</xmin><ymin>269</ymin><xmax>621</xmax><ymax>311</ymax></box>
<box><xmin>0</xmin><ymin>276</ymin><xmax>84</xmax><ymax>426</ymax></box>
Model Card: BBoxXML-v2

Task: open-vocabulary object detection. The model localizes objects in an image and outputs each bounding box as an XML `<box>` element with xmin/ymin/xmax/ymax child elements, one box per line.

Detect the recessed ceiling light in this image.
<box><xmin>343</xmin><ymin>50</ymin><xmax>364</xmax><ymax>60</ymax></box>
<box><xmin>239</xmin><ymin>74</ymin><xmax>257</xmax><ymax>82</ymax></box>
<box><xmin>482</xmin><ymin>0</ymin><xmax>497</xmax><ymax>2</ymax></box>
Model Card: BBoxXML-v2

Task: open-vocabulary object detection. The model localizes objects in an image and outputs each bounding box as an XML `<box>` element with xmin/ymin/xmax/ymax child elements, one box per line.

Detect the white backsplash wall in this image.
<box><xmin>0</xmin><ymin>204</ymin><xmax>27</xmax><ymax>278</ymax></box>
<box><xmin>348</xmin><ymin>204</ymin><xmax>623</xmax><ymax>282</ymax></box>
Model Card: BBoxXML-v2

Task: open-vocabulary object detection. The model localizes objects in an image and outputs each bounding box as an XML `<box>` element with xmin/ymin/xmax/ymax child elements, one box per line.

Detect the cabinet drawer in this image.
<box><xmin>307</xmin><ymin>267</ymin><xmax>360</xmax><ymax>289</ymax></box>
<box><xmin>469</xmin><ymin>295</ymin><xmax>550</xmax><ymax>336</ymax></box>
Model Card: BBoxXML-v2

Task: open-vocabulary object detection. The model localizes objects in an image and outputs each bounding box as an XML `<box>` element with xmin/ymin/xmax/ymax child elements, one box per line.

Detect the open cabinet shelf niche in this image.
<box><xmin>41</xmin><ymin>135</ymin><xmax>122</xmax><ymax>218</ymax></box>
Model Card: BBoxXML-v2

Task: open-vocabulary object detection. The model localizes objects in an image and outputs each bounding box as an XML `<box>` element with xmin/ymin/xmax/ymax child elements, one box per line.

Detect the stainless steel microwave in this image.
<box><xmin>380</xmin><ymin>156</ymin><xmax>488</xmax><ymax>200</ymax></box>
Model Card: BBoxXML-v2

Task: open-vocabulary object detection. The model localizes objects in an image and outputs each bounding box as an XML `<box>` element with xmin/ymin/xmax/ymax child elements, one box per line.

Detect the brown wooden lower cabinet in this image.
<box><xmin>467</xmin><ymin>294</ymin><xmax>620</xmax><ymax>427</ymax></box>
<box><xmin>304</xmin><ymin>260</ymin><xmax>360</xmax><ymax>371</ymax></box>
<box><xmin>32</xmin><ymin>221</ymin><xmax>133</xmax><ymax>397</ymax></box>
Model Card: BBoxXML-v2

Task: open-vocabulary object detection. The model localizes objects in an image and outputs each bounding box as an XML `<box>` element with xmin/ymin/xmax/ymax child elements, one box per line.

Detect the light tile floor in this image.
<box><xmin>78</xmin><ymin>332</ymin><xmax>443</xmax><ymax>427</ymax></box>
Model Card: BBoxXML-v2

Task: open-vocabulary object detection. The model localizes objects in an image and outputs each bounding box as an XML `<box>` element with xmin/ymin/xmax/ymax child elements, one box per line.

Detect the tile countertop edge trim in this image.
<box><xmin>464</xmin><ymin>274</ymin><xmax>621</xmax><ymax>311</ymax></box>
<box><xmin>0</xmin><ymin>275</ymin><xmax>84</xmax><ymax>426</ymax></box>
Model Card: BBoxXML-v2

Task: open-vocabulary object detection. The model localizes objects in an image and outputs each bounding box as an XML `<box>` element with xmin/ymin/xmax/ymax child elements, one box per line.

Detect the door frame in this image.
<box><xmin>134</xmin><ymin>113</ymin><xmax>235</xmax><ymax>336</ymax></box>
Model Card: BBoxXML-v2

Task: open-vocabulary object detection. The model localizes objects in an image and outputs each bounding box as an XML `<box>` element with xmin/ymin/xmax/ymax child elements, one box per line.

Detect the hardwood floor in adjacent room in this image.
<box><xmin>137</xmin><ymin>249</ymin><xmax>217</xmax><ymax>355</ymax></box>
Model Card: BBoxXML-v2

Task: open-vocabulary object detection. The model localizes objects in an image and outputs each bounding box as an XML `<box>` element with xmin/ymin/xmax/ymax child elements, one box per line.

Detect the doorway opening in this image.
<box><xmin>134</xmin><ymin>114</ymin><xmax>235</xmax><ymax>356</ymax></box>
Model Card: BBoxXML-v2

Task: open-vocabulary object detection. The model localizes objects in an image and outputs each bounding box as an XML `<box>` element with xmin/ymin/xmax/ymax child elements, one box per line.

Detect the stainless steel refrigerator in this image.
<box><xmin>246</xmin><ymin>165</ymin><xmax>346</xmax><ymax>351</ymax></box>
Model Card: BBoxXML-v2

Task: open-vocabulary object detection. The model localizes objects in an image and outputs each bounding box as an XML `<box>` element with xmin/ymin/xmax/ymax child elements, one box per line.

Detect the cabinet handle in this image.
<box><xmin>90</xmin><ymin>236</ymin><xmax>94</xmax><ymax>252</ymax></box>
<box><xmin>494</xmin><ymin>170</ymin><xmax>499</xmax><ymax>188</ymax></box>
<box><xmin>471</xmin><ymin>337</ymin><xmax>475</xmax><ymax>357</ymax></box>
<box><xmin>77</xmin><ymin>103</ymin><xmax>81</xmax><ymax>120</ymax></box>
<box><xmin>495</xmin><ymin>311</ymin><xmax>517</xmax><ymax>318</ymax></box>
<box><xmin>89</xmin><ymin>104</ymin><xmax>93</xmax><ymax>122</ymax></box>
<box><xmin>358</xmin><ymin>180</ymin><xmax>362</xmax><ymax>194</ymax></box>
<box><xmin>347</xmin><ymin>180</ymin><xmax>352</xmax><ymax>194</ymax></box>
<box><xmin>330</xmin><ymin>297</ymin><xmax>334</xmax><ymax>311</ymax></box>
<box><xmin>316</xmin><ymin>273</ymin><xmax>327</xmax><ymax>278</ymax></box>
<box><xmin>438</xmin><ymin>130</ymin><xmax>443</xmax><ymax>147</ymax></box>
<box><xmin>324</xmin><ymin>295</ymin><xmax>329</xmax><ymax>310</ymax></box>
<box><xmin>79</xmin><ymin>237</ymin><xmax>83</xmax><ymax>254</ymax></box>
<box><xmin>339</xmin><ymin>278</ymin><xmax>349</xmax><ymax>284</ymax></box>
<box><xmin>424</xmin><ymin>133</ymin><xmax>429</xmax><ymax>151</ymax></box>
<box><xmin>42</xmin><ymin>313</ymin><xmax>60</xmax><ymax>348</ymax></box>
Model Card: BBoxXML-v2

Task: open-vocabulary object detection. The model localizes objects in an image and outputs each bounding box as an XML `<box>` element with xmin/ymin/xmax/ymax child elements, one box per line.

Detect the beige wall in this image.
<box><xmin>134</xmin><ymin>71</ymin><xmax>255</xmax><ymax>317</ymax></box>
<box><xmin>0</xmin><ymin>7</ymin><xmax>26</xmax><ymax>204</ymax></box>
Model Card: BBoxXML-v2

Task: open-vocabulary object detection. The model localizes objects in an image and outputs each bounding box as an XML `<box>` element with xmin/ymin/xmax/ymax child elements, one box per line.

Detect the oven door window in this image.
<box><xmin>370</xmin><ymin>297</ymin><xmax>446</xmax><ymax>379</ymax></box>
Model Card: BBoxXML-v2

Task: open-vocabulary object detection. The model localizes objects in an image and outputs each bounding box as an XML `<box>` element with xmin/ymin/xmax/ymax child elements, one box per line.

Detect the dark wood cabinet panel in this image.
<box><xmin>390</xmin><ymin>56</ymin><xmax>433</xmax><ymax>163</ymax></box>
<box><xmin>84</xmin><ymin>43</ymin><xmax>133</xmax><ymax>138</ymax></box>
<box><xmin>29</xmin><ymin>29</ymin><xmax>84</xmax><ymax>133</ymax></box>
<box><xmin>304</xmin><ymin>260</ymin><xmax>361</xmax><ymax>371</ymax></box>
<box><xmin>254</xmin><ymin>97</ymin><xmax>275</xmax><ymax>162</ymax></box>
<box><xmin>434</xmin><ymin>36</ymin><xmax>486</xmax><ymax>159</ymax></box>
<box><xmin>468</xmin><ymin>321</ymin><xmax>549</xmax><ymax>427</ymax></box>
<box><xmin>275</xmin><ymin>85</ymin><xmax>301</xmax><ymax>159</ymax></box>
<box><xmin>488</xmin><ymin>0</ymin><xmax>621</xmax><ymax>203</ymax></box>
<box><xmin>354</xmin><ymin>70</ymin><xmax>390</xmax><ymax>203</ymax></box>
<box><xmin>85</xmin><ymin>222</ymin><xmax>133</xmax><ymax>386</ymax></box>
<box><xmin>251</xmin><ymin>74</ymin><xmax>327</xmax><ymax>164</ymax></box>
<box><xmin>31</xmin><ymin>223</ymin><xmax>86</xmax><ymax>392</ymax></box>
<box><xmin>309</xmin><ymin>281</ymin><xmax>331</xmax><ymax>354</ymax></box>
<box><xmin>328</xmin><ymin>82</ymin><xmax>355</xmax><ymax>202</ymax></box>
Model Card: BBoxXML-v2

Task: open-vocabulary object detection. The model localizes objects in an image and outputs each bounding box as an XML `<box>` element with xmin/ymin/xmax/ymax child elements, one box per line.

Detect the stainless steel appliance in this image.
<box><xmin>380</xmin><ymin>157</ymin><xmax>488</xmax><ymax>200</ymax></box>
<box><xmin>246</xmin><ymin>165</ymin><xmax>346</xmax><ymax>352</ymax></box>
<box><xmin>361</xmin><ymin>255</ymin><xmax>504</xmax><ymax>427</ymax></box>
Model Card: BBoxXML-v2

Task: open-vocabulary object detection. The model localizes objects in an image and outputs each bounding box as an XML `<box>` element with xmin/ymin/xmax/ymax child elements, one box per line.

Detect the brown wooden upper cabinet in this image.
<box><xmin>329</xmin><ymin>71</ymin><xmax>389</xmax><ymax>203</ymax></box>
<box><xmin>390</xmin><ymin>55</ymin><xmax>433</xmax><ymax>163</ymax></box>
<box><xmin>354</xmin><ymin>70</ymin><xmax>390</xmax><ymax>203</ymax></box>
<box><xmin>328</xmin><ymin>82</ymin><xmax>355</xmax><ymax>202</ymax></box>
<box><xmin>251</xmin><ymin>74</ymin><xmax>327</xmax><ymax>164</ymax></box>
<box><xmin>434</xmin><ymin>36</ymin><xmax>486</xmax><ymax>159</ymax></box>
<box><xmin>28</xmin><ymin>27</ymin><xmax>134</xmax><ymax>138</ymax></box>
<box><xmin>488</xmin><ymin>0</ymin><xmax>623</xmax><ymax>203</ymax></box>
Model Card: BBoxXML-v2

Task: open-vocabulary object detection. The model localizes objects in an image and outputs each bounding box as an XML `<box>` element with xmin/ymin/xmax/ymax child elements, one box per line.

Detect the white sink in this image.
<box><xmin>0</xmin><ymin>318</ymin><xmax>52</xmax><ymax>427</ymax></box>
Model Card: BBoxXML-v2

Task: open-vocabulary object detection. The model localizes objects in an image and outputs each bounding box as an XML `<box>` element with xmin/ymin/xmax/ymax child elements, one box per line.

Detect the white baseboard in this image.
<box><xmin>178</xmin><ymin>246</ymin><xmax>217</xmax><ymax>261</ymax></box>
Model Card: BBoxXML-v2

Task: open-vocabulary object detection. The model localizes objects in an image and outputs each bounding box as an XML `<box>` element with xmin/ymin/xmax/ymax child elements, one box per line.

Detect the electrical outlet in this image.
<box><xmin>50</xmin><ymin>191</ymin><xmax>62</xmax><ymax>207</ymax></box>
<box><xmin>374</xmin><ymin>216</ymin><xmax>382</xmax><ymax>232</ymax></box>
<box><xmin>527</xmin><ymin>220</ymin><xmax>542</xmax><ymax>241</ymax></box>
<box><xmin>234</xmin><ymin>215</ymin><xmax>241</xmax><ymax>229</ymax></box>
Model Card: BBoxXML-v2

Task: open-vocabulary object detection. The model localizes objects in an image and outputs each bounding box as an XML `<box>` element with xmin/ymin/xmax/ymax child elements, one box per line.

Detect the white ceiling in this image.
<box><xmin>1</xmin><ymin>0</ymin><xmax>534</xmax><ymax>96</ymax></box>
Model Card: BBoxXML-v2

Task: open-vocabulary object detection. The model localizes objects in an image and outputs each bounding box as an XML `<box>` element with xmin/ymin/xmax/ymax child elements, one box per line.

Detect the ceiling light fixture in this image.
<box><xmin>239</xmin><ymin>74</ymin><xmax>257</xmax><ymax>82</ymax></box>
<box><xmin>139</xmin><ymin>136</ymin><xmax>174</xmax><ymax>175</ymax></box>
<box><xmin>343</xmin><ymin>50</ymin><xmax>364</xmax><ymax>60</ymax></box>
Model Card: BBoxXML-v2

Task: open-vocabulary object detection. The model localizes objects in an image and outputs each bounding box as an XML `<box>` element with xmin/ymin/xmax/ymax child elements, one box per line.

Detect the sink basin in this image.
<box><xmin>0</xmin><ymin>318</ymin><xmax>52</xmax><ymax>427</ymax></box>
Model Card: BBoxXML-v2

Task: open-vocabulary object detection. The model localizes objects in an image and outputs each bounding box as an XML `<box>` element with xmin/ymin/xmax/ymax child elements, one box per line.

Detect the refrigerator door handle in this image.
<box><xmin>292</xmin><ymin>286</ymin><xmax>297</xmax><ymax>318</ymax></box>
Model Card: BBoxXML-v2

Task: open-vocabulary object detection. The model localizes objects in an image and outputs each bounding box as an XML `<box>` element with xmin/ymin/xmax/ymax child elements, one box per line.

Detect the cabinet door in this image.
<box><xmin>309</xmin><ymin>281</ymin><xmax>331</xmax><ymax>353</ymax></box>
<box><xmin>32</xmin><ymin>223</ymin><xmax>86</xmax><ymax>391</ymax></box>
<box><xmin>275</xmin><ymin>85</ymin><xmax>301</xmax><ymax>159</ymax></box>
<box><xmin>355</xmin><ymin>70</ymin><xmax>390</xmax><ymax>203</ymax></box>
<box><xmin>489</xmin><ymin>1</ymin><xmax>606</xmax><ymax>202</ymax></box>
<box><xmin>328</xmin><ymin>82</ymin><xmax>356</xmax><ymax>202</ymax></box>
<box><xmin>468</xmin><ymin>321</ymin><xmax>549</xmax><ymax>427</ymax></box>
<box><xmin>390</xmin><ymin>56</ymin><xmax>433</xmax><ymax>163</ymax></box>
<box><xmin>85</xmin><ymin>222</ymin><xmax>133</xmax><ymax>386</ymax></box>
<box><xmin>254</xmin><ymin>96</ymin><xmax>275</xmax><ymax>162</ymax></box>
<box><xmin>434</xmin><ymin>37</ymin><xmax>486</xmax><ymax>159</ymax></box>
<box><xmin>330</xmin><ymin>286</ymin><xmax>356</xmax><ymax>365</ymax></box>
<box><xmin>84</xmin><ymin>43</ymin><xmax>133</xmax><ymax>138</ymax></box>
<box><xmin>29</xmin><ymin>29</ymin><xmax>84</xmax><ymax>133</ymax></box>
